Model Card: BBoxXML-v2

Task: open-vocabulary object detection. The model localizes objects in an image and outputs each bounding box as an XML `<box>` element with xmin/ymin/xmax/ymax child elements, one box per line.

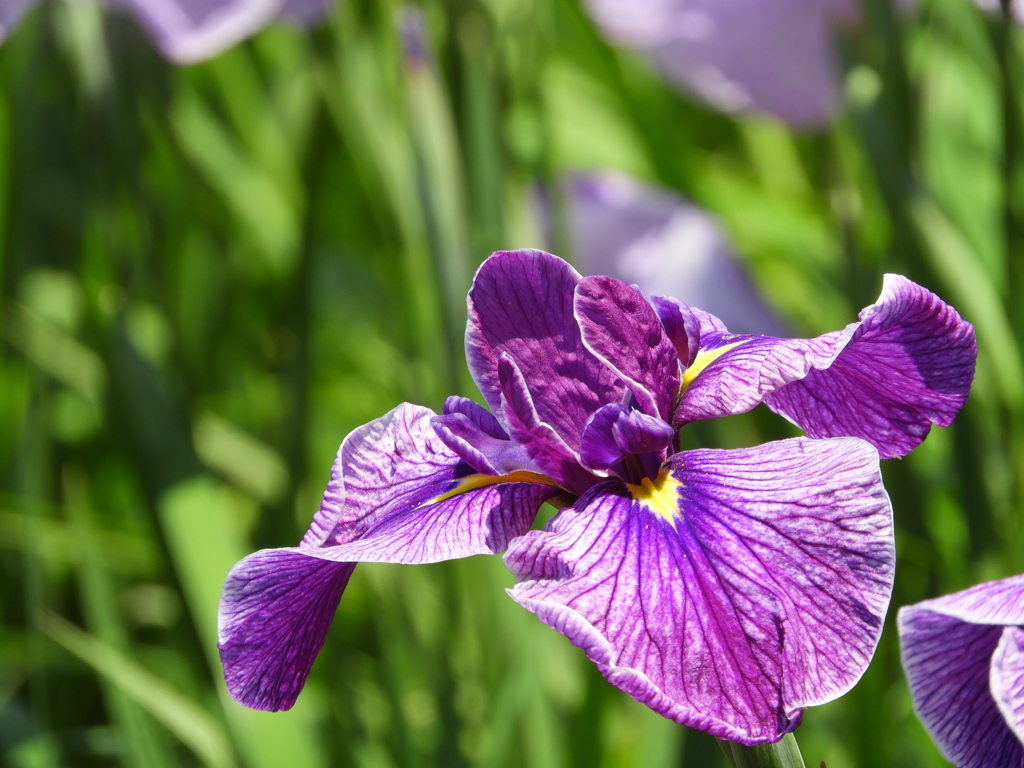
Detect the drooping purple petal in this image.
<box><xmin>585</xmin><ymin>0</ymin><xmax>853</xmax><ymax>128</ymax></box>
<box><xmin>650</xmin><ymin>295</ymin><xmax>701</xmax><ymax>366</ymax></box>
<box><xmin>765</xmin><ymin>275</ymin><xmax>977</xmax><ymax>458</ymax></box>
<box><xmin>580</xmin><ymin>403</ymin><xmax>674</xmax><ymax>478</ymax></box>
<box><xmin>496</xmin><ymin>354</ymin><xmax>598</xmax><ymax>495</ymax></box>
<box><xmin>898</xmin><ymin>577</ymin><xmax>1024</xmax><ymax>768</ymax></box>
<box><xmin>466</xmin><ymin>249</ymin><xmax>622</xmax><ymax>453</ymax></box>
<box><xmin>675</xmin><ymin>275</ymin><xmax>977</xmax><ymax>458</ymax></box>
<box><xmin>575</xmin><ymin>275</ymin><xmax>680</xmax><ymax>419</ymax></box>
<box><xmin>507</xmin><ymin>436</ymin><xmax>893</xmax><ymax>744</ymax></box>
<box><xmin>220</xmin><ymin>403</ymin><xmax>560</xmax><ymax>710</ymax></box>
<box><xmin>109</xmin><ymin>0</ymin><xmax>284</xmax><ymax>64</ymax></box>
<box><xmin>219</xmin><ymin>551</ymin><xmax>354</xmax><ymax>711</ymax></box>
<box><xmin>566</xmin><ymin>171</ymin><xmax>787</xmax><ymax>337</ymax></box>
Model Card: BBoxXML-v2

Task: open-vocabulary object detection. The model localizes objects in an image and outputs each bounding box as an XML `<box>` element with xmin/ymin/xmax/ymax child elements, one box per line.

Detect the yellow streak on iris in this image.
<box><xmin>681</xmin><ymin>339</ymin><xmax>749</xmax><ymax>390</ymax></box>
<box><xmin>628</xmin><ymin>470</ymin><xmax>683</xmax><ymax>526</ymax></box>
<box><xmin>422</xmin><ymin>470</ymin><xmax>563</xmax><ymax>507</ymax></box>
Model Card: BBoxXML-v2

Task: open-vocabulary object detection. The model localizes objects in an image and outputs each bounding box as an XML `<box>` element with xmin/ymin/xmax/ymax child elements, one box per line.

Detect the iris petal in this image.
<box><xmin>898</xmin><ymin>575</ymin><xmax>1024</xmax><ymax>768</ymax></box>
<box><xmin>219</xmin><ymin>403</ymin><xmax>558</xmax><ymax>710</ymax></box>
<box><xmin>506</xmin><ymin>436</ymin><xmax>893</xmax><ymax>744</ymax></box>
<box><xmin>672</xmin><ymin>275</ymin><xmax>976</xmax><ymax>458</ymax></box>
<box><xmin>466</xmin><ymin>250</ymin><xmax>622</xmax><ymax>453</ymax></box>
<box><xmin>575</xmin><ymin>275</ymin><xmax>680</xmax><ymax>420</ymax></box>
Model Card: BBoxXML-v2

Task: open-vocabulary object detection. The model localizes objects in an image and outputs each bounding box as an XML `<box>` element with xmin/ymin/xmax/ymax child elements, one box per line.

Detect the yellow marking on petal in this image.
<box><xmin>422</xmin><ymin>470</ymin><xmax>563</xmax><ymax>507</ymax></box>
<box><xmin>628</xmin><ymin>470</ymin><xmax>683</xmax><ymax>526</ymax></box>
<box><xmin>682</xmin><ymin>339</ymin><xmax>749</xmax><ymax>391</ymax></box>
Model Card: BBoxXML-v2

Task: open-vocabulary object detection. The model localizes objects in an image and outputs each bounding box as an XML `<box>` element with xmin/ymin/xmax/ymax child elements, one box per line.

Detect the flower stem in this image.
<box><xmin>720</xmin><ymin>734</ymin><xmax>808</xmax><ymax>768</ymax></box>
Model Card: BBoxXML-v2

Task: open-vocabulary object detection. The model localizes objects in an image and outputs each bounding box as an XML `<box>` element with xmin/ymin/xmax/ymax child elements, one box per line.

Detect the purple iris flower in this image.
<box><xmin>584</xmin><ymin>0</ymin><xmax>857</xmax><ymax>128</ymax></box>
<box><xmin>899</xmin><ymin>577</ymin><xmax>1024</xmax><ymax>768</ymax></box>
<box><xmin>0</xmin><ymin>0</ymin><xmax>324</xmax><ymax>63</ymax></box>
<box><xmin>218</xmin><ymin>249</ymin><xmax>975</xmax><ymax>744</ymax></box>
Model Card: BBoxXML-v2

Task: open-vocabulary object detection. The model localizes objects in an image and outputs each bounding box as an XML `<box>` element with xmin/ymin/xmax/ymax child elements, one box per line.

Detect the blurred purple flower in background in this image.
<box><xmin>899</xmin><ymin>577</ymin><xmax>1024</xmax><ymax>768</ymax></box>
<box><xmin>218</xmin><ymin>249</ymin><xmax>975</xmax><ymax>744</ymax></box>
<box><xmin>585</xmin><ymin>0</ymin><xmax>857</xmax><ymax>127</ymax></box>
<box><xmin>564</xmin><ymin>170</ymin><xmax>788</xmax><ymax>336</ymax></box>
<box><xmin>0</xmin><ymin>0</ymin><xmax>325</xmax><ymax>62</ymax></box>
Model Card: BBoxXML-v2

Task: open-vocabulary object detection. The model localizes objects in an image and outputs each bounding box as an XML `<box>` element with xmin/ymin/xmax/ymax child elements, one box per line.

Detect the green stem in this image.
<box><xmin>720</xmin><ymin>734</ymin><xmax>808</xmax><ymax>768</ymax></box>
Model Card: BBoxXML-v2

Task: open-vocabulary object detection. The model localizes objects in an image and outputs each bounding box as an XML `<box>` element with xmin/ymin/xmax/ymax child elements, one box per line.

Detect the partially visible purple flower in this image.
<box><xmin>899</xmin><ymin>577</ymin><xmax>1024</xmax><ymax>768</ymax></box>
<box><xmin>2</xmin><ymin>0</ymin><xmax>326</xmax><ymax>63</ymax></box>
<box><xmin>564</xmin><ymin>170</ymin><xmax>787</xmax><ymax>336</ymax></box>
<box><xmin>585</xmin><ymin>0</ymin><xmax>857</xmax><ymax>128</ymax></box>
<box><xmin>218</xmin><ymin>249</ymin><xmax>974</xmax><ymax>744</ymax></box>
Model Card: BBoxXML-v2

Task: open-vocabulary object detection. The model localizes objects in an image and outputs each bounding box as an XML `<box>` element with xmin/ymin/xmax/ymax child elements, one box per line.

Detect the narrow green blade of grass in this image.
<box><xmin>40</xmin><ymin>611</ymin><xmax>237</xmax><ymax>768</ymax></box>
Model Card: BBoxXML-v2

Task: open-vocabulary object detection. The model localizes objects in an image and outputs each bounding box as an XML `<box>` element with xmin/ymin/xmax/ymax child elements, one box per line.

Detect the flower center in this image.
<box><xmin>626</xmin><ymin>469</ymin><xmax>683</xmax><ymax>525</ymax></box>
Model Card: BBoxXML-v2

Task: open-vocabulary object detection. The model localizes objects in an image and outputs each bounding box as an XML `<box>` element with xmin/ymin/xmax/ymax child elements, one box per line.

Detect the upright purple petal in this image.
<box><xmin>899</xmin><ymin>577</ymin><xmax>1024</xmax><ymax>768</ymax></box>
<box><xmin>507</xmin><ymin>436</ymin><xmax>893</xmax><ymax>744</ymax></box>
<box><xmin>109</xmin><ymin>0</ymin><xmax>284</xmax><ymax>64</ymax></box>
<box><xmin>220</xmin><ymin>403</ymin><xmax>559</xmax><ymax>710</ymax></box>
<box><xmin>585</xmin><ymin>0</ymin><xmax>851</xmax><ymax>128</ymax></box>
<box><xmin>566</xmin><ymin>171</ymin><xmax>787</xmax><ymax>336</ymax></box>
<box><xmin>574</xmin><ymin>275</ymin><xmax>680</xmax><ymax>419</ymax></box>
<box><xmin>466</xmin><ymin>250</ymin><xmax>622</xmax><ymax>452</ymax></box>
<box><xmin>675</xmin><ymin>275</ymin><xmax>977</xmax><ymax>458</ymax></box>
<box><xmin>765</xmin><ymin>275</ymin><xmax>977</xmax><ymax>458</ymax></box>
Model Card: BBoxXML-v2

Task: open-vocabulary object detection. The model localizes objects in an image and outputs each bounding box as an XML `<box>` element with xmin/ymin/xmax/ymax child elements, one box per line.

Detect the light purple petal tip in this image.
<box><xmin>507</xmin><ymin>436</ymin><xmax>893</xmax><ymax>744</ymax></box>
<box><xmin>218</xmin><ymin>549</ymin><xmax>354</xmax><ymax>711</ymax></box>
<box><xmin>899</xmin><ymin>578</ymin><xmax>1024</xmax><ymax>768</ymax></box>
<box><xmin>585</xmin><ymin>0</ymin><xmax>850</xmax><ymax>128</ymax></box>
<box><xmin>466</xmin><ymin>249</ymin><xmax>622</xmax><ymax>454</ymax></box>
<box><xmin>574</xmin><ymin>275</ymin><xmax>679</xmax><ymax>420</ymax></box>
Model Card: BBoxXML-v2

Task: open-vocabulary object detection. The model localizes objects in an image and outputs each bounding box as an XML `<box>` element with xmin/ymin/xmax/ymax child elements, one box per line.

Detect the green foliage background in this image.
<box><xmin>1</xmin><ymin>0</ymin><xmax>1021</xmax><ymax>765</ymax></box>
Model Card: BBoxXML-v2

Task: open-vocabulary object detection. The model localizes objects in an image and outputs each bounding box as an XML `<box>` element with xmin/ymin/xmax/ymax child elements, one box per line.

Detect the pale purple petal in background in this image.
<box><xmin>508</xmin><ymin>436</ymin><xmax>893</xmax><ymax>745</ymax></box>
<box><xmin>899</xmin><ymin>576</ymin><xmax>1024</xmax><ymax>768</ymax></box>
<box><xmin>564</xmin><ymin>171</ymin><xmax>788</xmax><ymax>336</ymax></box>
<box><xmin>0</xmin><ymin>0</ymin><xmax>36</xmax><ymax>42</ymax></box>
<box><xmin>110</xmin><ymin>0</ymin><xmax>284</xmax><ymax>63</ymax></box>
<box><xmin>584</xmin><ymin>0</ymin><xmax>854</xmax><ymax>128</ymax></box>
<box><xmin>574</xmin><ymin>275</ymin><xmax>680</xmax><ymax>420</ymax></box>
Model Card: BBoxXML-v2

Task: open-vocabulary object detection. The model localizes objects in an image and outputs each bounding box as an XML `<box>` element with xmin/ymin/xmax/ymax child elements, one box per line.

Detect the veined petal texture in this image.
<box><xmin>765</xmin><ymin>274</ymin><xmax>976</xmax><ymax>458</ymax></box>
<box><xmin>506</xmin><ymin>436</ymin><xmax>893</xmax><ymax>744</ymax></box>
<box><xmin>575</xmin><ymin>275</ymin><xmax>680</xmax><ymax>420</ymax></box>
<box><xmin>467</xmin><ymin>250</ymin><xmax>622</xmax><ymax>454</ymax></box>
<box><xmin>675</xmin><ymin>274</ymin><xmax>976</xmax><ymax>458</ymax></box>
<box><xmin>219</xmin><ymin>403</ymin><xmax>559</xmax><ymax>711</ymax></box>
<box><xmin>899</xmin><ymin>575</ymin><xmax>1024</xmax><ymax>768</ymax></box>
